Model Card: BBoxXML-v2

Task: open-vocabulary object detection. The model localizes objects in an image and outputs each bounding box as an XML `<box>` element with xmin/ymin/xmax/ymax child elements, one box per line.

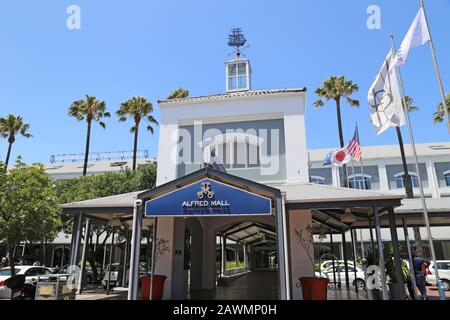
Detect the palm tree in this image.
<box><xmin>396</xmin><ymin>96</ymin><xmax>419</xmax><ymax>199</ymax></box>
<box><xmin>313</xmin><ymin>76</ymin><xmax>360</xmax><ymax>187</ymax></box>
<box><xmin>432</xmin><ymin>93</ymin><xmax>450</xmax><ymax>124</ymax></box>
<box><xmin>116</xmin><ymin>96</ymin><xmax>158</xmax><ymax>170</ymax></box>
<box><xmin>68</xmin><ymin>95</ymin><xmax>110</xmax><ymax>176</ymax></box>
<box><xmin>166</xmin><ymin>88</ymin><xmax>189</xmax><ymax>100</ymax></box>
<box><xmin>0</xmin><ymin>114</ymin><xmax>32</xmax><ymax>167</ymax></box>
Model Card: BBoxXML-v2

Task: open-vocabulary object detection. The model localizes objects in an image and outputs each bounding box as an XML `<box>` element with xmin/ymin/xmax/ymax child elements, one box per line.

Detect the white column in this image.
<box><xmin>378</xmin><ymin>163</ymin><xmax>389</xmax><ymax>191</ymax></box>
<box><xmin>426</xmin><ymin>159</ymin><xmax>440</xmax><ymax>198</ymax></box>
<box><xmin>288</xmin><ymin>209</ymin><xmax>314</xmax><ymax>300</ymax></box>
<box><xmin>331</xmin><ymin>166</ymin><xmax>340</xmax><ymax>187</ymax></box>
<box><xmin>283</xmin><ymin>112</ymin><xmax>309</xmax><ymax>183</ymax></box>
<box><xmin>128</xmin><ymin>200</ymin><xmax>142</xmax><ymax>300</ymax></box>
<box><xmin>154</xmin><ymin>217</ymin><xmax>176</xmax><ymax>299</ymax></box>
<box><xmin>202</xmin><ymin>223</ymin><xmax>217</xmax><ymax>290</ymax></box>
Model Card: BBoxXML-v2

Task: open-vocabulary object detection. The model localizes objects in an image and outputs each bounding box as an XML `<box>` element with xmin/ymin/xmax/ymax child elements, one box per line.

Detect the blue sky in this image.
<box><xmin>0</xmin><ymin>0</ymin><xmax>449</xmax><ymax>164</ymax></box>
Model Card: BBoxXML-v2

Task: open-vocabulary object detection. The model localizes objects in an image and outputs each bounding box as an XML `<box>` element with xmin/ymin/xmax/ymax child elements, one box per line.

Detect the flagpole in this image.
<box><xmin>355</xmin><ymin>122</ymin><xmax>367</xmax><ymax>190</ymax></box>
<box><xmin>348</xmin><ymin>139</ymin><xmax>357</xmax><ymax>189</ymax></box>
<box><xmin>390</xmin><ymin>35</ymin><xmax>440</xmax><ymax>281</ymax></box>
<box><xmin>420</xmin><ymin>0</ymin><xmax>450</xmax><ymax>134</ymax></box>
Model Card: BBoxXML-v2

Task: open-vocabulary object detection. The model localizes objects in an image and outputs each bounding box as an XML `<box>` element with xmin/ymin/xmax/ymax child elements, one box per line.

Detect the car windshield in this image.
<box><xmin>0</xmin><ymin>268</ymin><xmax>21</xmax><ymax>276</ymax></box>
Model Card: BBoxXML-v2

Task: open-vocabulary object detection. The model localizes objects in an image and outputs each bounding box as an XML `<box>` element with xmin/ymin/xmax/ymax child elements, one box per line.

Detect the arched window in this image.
<box><xmin>444</xmin><ymin>171</ymin><xmax>450</xmax><ymax>187</ymax></box>
<box><xmin>348</xmin><ymin>174</ymin><xmax>372</xmax><ymax>190</ymax></box>
<box><xmin>200</xmin><ymin>133</ymin><xmax>263</xmax><ymax>169</ymax></box>
<box><xmin>394</xmin><ymin>172</ymin><xmax>419</xmax><ymax>189</ymax></box>
<box><xmin>309</xmin><ymin>176</ymin><xmax>325</xmax><ymax>185</ymax></box>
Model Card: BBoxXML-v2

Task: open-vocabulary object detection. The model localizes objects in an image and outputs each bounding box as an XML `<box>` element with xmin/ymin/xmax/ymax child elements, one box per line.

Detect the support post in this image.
<box><xmin>402</xmin><ymin>218</ymin><xmax>417</xmax><ymax>300</ymax></box>
<box><xmin>342</xmin><ymin>232</ymin><xmax>350</xmax><ymax>288</ymax></box>
<box><xmin>21</xmin><ymin>243</ymin><xmax>26</xmax><ymax>257</ymax></box>
<box><xmin>61</xmin><ymin>245</ymin><xmax>65</xmax><ymax>268</ymax></box>
<box><xmin>149</xmin><ymin>217</ymin><xmax>158</xmax><ymax>300</ymax></box>
<box><xmin>128</xmin><ymin>199</ymin><xmax>143</xmax><ymax>300</ymax></box>
<box><xmin>243</xmin><ymin>244</ymin><xmax>247</xmax><ymax>271</ymax></box>
<box><xmin>360</xmin><ymin>229</ymin><xmax>365</xmax><ymax>260</ymax></box>
<box><xmin>221</xmin><ymin>235</ymin><xmax>226</xmax><ymax>276</ymax></box>
<box><xmin>275</xmin><ymin>193</ymin><xmax>290</xmax><ymax>300</ymax></box>
<box><xmin>106</xmin><ymin>227</ymin><xmax>115</xmax><ymax>295</ymax></box>
<box><xmin>69</xmin><ymin>213</ymin><xmax>84</xmax><ymax>267</ymax></box>
<box><xmin>102</xmin><ymin>242</ymin><xmax>107</xmax><ymax>274</ymax></box>
<box><xmin>373</xmin><ymin>206</ymin><xmax>389</xmax><ymax>300</ymax></box>
<box><xmin>78</xmin><ymin>218</ymin><xmax>90</xmax><ymax>294</ymax></box>
<box><xmin>368</xmin><ymin>217</ymin><xmax>375</xmax><ymax>250</ymax></box>
<box><xmin>330</xmin><ymin>231</ymin><xmax>338</xmax><ymax>288</ymax></box>
<box><xmin>122</xmin><ymin>229</ymin><xmax>130</xmax><ymax>288</ymax></box>
<box><xmin>350</xmin><ymin>228</ymin><xmax>358</xmax><ymax>292</ymax></box>
<box><xmin>145</xmin><ymin>227</ymin><xmax>151</xmax><ymax>273</ymax></box>
<box><xmin>50</xmin><ymin>246</ymin><xmax>55</xmax><ymax>268</ymax></box>
<box><xmin>387</xmin><ymin>209</ymin><xmax>406</xmax><ymax>300</ymax></box>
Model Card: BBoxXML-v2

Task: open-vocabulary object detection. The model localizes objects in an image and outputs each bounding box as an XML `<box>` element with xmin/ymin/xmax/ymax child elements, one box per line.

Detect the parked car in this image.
<box><xmin>0</xmin><ymin>266</ymin><xmax>52</xmax><ymax>299</ymax></box>
<box><xmin>102</xmin><ymin>263</ymin><xmax>147</xmax><ymax>289</ymax></box>
<box><xmin>319</xmin><ymin>260</ymin><xmax>355</xmax><ymax>272</ymax></box>
<box><xmin>426</xmin><ymin>260</ymin><xmax>450</xmax><ymax>291</ymax></box>
<box><xmin>55</xmin><ymin>265</ymin><xmax>94</xmax><ymax>284</ymax></box>
<box><xmin>316</xmin><ymin>265</ymin><xmax>366</xmax><ymax>289</ymax></box>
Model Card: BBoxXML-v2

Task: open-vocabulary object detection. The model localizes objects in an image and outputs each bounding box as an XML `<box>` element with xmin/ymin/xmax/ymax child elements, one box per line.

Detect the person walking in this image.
<box><xmin>412</xmin><ymin>249</ymin><xmax>430</xmax><ymax>300</ymax></box>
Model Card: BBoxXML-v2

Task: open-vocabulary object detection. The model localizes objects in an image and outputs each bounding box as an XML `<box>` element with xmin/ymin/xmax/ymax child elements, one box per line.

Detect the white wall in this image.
<box><xmin>156</xmin><ymin>92</ymin><xmax>308</xmax><ymax>186</ymax></box>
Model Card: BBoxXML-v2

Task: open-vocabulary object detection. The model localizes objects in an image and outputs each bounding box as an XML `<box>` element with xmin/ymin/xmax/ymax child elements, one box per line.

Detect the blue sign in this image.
<box><xmin>145</xmin><ymin>179</ymin><xmax>272</xmax><ymax>217</ymax></box>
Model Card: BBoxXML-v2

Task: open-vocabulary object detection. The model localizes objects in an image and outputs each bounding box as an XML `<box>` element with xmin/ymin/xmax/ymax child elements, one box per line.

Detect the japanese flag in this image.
<box><xmin>331</xmin><ymin>146</ymin><xmax>351</xmax><ymax>167</ymax></box>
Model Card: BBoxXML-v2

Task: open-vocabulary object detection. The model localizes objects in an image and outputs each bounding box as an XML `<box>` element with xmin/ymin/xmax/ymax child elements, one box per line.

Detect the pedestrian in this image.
<box><xmin>412</xmin><ymin>249</ymin><xmax>430</xmax><ymax>300</ymax></box>
<box><xmin>1</xmin><ymin>256</ymin><xmax>7</xmax><ymax>268</ymax></box>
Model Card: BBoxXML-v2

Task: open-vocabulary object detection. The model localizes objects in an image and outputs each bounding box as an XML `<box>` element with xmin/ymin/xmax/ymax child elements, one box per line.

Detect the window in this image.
<box><xmin>309</xmin><ymin>176</ymin><xmax>325</xmax><ymax>185</ymax></box>
<box><xmin>25</xmin><ymin>268</ymin><xmax>40</xmax><ymax>276</ymax></box>
<box><xmin>444</xmin><ymin>173</ymin><xmax>450</xmax><ymax>187</ymax></box>
<box><xmin>395</xmin><ymin>173</ymin><xmax>419</xmax><ymax>189</ymax></box>
<box><xmin>0</xmin><ymin>268</ymin><xmax>20</xmax><ymax>276</ymax></box>
<box><xmin>36</xmin><ymin>268</ymin><xmax>50</xmax><ymax>275</ymax></box>
<box><xmin>348</xmin><ymin>175</ymin><xmax>372</xmax><ymax>190</ymax></box>
<box><xmin>209</xmin><ymin>133</ymin><xmax>262</xmax><ymax>169</ymax></box>
<box><xmin>435</xmin><ymin>263</ymin><xmax>450</xmax><ymax>270</ymax></box>
<box><xmin>227</xmin><ymin>62</ymin><xmax>248</xmax><ymax>91</ymax></box>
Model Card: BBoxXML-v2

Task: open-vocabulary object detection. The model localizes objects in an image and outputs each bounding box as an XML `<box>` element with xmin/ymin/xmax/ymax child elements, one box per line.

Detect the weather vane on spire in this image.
<box><xmin>227</xmin><ymin>28</ymin><xmax>249</xmax><ymax>59</ymax></box>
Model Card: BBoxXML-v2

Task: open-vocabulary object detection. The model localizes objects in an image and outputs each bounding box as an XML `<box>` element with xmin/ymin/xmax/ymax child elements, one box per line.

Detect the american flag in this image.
<box><xmin>348</xmin><ymin>125</ymin><xmax>362</xmax><ymax>162</ymax></box>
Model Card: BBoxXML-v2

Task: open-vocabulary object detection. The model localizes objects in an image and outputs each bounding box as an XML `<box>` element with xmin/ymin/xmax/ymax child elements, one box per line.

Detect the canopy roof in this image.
<box><xmin>60</xmin><ymin>168</ymin><xmax>420</xmax><ymax>233</ymax></box>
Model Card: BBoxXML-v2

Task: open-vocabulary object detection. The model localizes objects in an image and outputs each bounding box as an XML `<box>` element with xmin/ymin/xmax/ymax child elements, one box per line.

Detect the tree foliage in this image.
<box><xmin>54</xmin><ymin>161</ymin><xmax>157</xmax><ymax>282</ymax></box>
<box><xmin>166</xmin><ymin>87</ymin><xmax>189</xmax><ymax>100</ymax></box>
<box><xmin>433</xmin><ymin>93</ymin><xmax>450</xmax><ymax>124</ymax></box>
<box><xmin>0</xmin><ymin>159</ymin><xmax>60</xmax><ymax>274</ymax></box>
<box><xmin>0</xmin><ymin>114</ymin><xmax>32</xmax><ymax>167</ymax></box>
<box><xmin>55</xmin><ymin>162</ymin><xmax>157</xmax><ymax>205</ymax></box>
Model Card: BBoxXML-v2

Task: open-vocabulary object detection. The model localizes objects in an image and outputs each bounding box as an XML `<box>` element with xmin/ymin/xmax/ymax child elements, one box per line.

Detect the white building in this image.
<box><xmin>56</xmin><ymin>50</ymin><xmax>449</xmax><ymax>301</ymax></box>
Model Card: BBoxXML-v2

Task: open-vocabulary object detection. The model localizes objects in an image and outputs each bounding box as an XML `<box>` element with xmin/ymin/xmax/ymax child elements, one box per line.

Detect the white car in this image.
<box><xmin>319</xmin><ymin>260</ymin><xmax>355</xmax><ymax>272</ymax></box>
<box><xmin>102</xmin><ymin>263</ymin><xmax>147</xmax><ymax>288</ymax></box>
<box><xmin>316</xmin><ymin>265</ymin><xmax>366</xmax><ymax>289</ymax></box>
<box><xmin>426</xmin><ymin>260</ymin><xmax>450</xmax><ymax>291</ymax></box>
<box><xmin>0</xmin><ymin>266</ymin><xmax>52</xmax><ymax>299</ymax></box>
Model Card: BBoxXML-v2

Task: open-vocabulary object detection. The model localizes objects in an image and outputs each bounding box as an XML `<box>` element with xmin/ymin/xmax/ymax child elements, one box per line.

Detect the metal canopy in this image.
<box><xmin>220</xmin><ymin>221</ymin><xmax>276</xmax><ymax>245</ymax></box>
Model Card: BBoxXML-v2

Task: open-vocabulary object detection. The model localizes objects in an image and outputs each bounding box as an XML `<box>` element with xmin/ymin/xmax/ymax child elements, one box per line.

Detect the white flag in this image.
<box><xmin>368</xmin><ymin>52</ymin><xmax>405</xmax><ymax>135</ymax></box>
<box><xmin>391</xmin><ymin>7</ymin><xmax>430</xmax><ymax>69</ymax></box>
